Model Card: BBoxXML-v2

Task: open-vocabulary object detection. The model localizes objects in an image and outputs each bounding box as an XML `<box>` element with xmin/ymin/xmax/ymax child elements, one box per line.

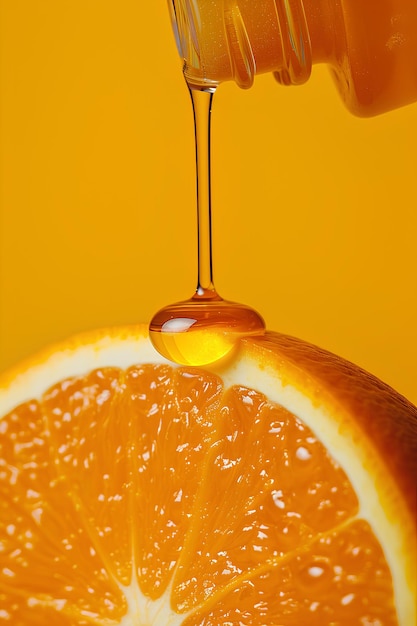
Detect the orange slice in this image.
<box><xmin>0</xmin><ymin>325</ymin><xmax>415</xmax><ymax>625</ymax></box>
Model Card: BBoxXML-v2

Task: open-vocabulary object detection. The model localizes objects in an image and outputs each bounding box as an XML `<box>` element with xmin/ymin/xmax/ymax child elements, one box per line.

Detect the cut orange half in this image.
<box><xmin>0</xmin><ymin>325</ymin><xmax>415</xmax><ymax>625</ymax></box>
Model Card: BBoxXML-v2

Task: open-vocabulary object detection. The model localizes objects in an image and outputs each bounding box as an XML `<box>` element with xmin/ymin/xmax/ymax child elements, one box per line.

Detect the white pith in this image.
<box><xmin>118</xmin><ymin>578</ymin><xmax>183</xmax><ymax>626</ymax></box>
<box><xmin>0</xmin><ymin>326</ymin><xmax>415</xmax><ymax>626</ymax></box>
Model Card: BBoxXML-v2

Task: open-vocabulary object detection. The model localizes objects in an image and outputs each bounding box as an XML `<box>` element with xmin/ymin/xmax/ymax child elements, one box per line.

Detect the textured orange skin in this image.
<box><xmin>2</xmin><ymin>325</ymin><xmax>415</xmax><ymax>523</ymax></box>
<box><xmin>1</xmin><ymin>324</ymin><xmax>415</xmax><ymax>522</ymax></box>
<box><xmin>0</xmin><ymin>326</ymin><xmax>416</xmax><ymax>623</ymax></box>
<box><xmin>245</xmin><ymin>332</ymin><xmax>417</xmax><ymax>524</ymax></box>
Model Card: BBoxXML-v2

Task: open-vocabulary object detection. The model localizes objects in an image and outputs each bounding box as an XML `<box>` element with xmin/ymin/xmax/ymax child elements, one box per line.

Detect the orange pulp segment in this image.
<box><xmin>0</xmin><ymin>327</ymin><xmax>415</xmax><ymax>624</ymax></box>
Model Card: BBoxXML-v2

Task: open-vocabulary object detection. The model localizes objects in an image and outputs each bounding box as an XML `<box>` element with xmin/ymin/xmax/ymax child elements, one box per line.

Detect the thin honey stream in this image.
<box><xmin>149</xmin><ymin>86</ymin><xmax>265</xmax><ymax>366</ymax></box>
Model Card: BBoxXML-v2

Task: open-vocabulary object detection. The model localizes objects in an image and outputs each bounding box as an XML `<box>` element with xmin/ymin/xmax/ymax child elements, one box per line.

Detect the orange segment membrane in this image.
<box><xmin>182</xmin><ymin>520</ymin><xmax>397</xmax><ymax>625</ymax></box>
<box><xmin>0</xmin><ymin>398</ymin><xmax>127</xmax><ymax>624</ymax></box>
<box><xmin>0</xmin><ymin>364</ymin><xmax>397</xmax><ymax>624</ymax></box>
<box><xmin>171</xmin><ymin>385</ymin><xmax>358</xmax><ymax>612</ymax></box>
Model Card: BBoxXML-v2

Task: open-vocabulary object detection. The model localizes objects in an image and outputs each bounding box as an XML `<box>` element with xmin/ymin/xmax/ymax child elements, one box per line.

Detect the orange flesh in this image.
<box><xmin>0</xmin><ymin>364</ymin><xmax>398</xmax><ymax>624</ymax></box>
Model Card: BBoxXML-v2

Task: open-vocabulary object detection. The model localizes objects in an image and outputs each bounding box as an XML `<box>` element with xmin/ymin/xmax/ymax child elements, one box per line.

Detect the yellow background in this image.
<box><xmin>0</xmin><ymin>1</ymin><xmax>416</xmax><ymax>404</ymax></box>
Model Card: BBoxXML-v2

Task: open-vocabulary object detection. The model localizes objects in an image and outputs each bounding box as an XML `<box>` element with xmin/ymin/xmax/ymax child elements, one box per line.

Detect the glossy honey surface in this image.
<box><xmin>0</xmin><ymin>1</ymin><xmax>416</xmax><ymax>402</ymax></box>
